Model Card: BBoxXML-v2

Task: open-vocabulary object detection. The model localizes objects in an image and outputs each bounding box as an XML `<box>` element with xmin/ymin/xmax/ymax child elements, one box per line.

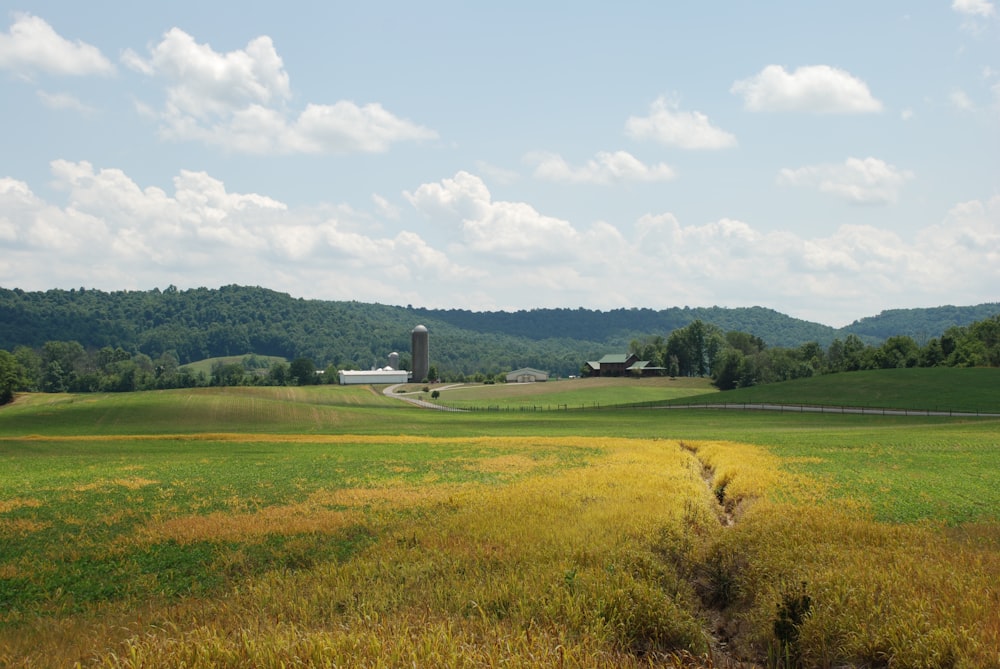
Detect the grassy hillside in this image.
<box><xmin>179</xmin><ymin>354</ymin><xmax>287</xmax><ymax>376</ymax></box>
<box><xmin>661</xmin><ymin>367</ymin><xmax>1000</xmax><ymax>413</ymax></box>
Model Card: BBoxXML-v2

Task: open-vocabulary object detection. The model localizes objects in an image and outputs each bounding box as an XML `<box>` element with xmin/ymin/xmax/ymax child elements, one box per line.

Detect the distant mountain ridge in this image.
<box><xmin>1</xmin><ymin>285</ymin><xmax>996</xmax><ymax>377</ymax></box>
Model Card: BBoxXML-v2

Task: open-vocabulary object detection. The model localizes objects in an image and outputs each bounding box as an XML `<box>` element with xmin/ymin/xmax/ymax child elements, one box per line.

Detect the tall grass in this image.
<box><xmin>3</xmin><ymin>437</ymin><xmax>719</xmax><ymax>667</ymax></box>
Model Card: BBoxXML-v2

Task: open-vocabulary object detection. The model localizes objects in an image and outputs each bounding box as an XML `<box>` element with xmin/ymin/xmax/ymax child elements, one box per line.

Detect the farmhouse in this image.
<box><xmin>506</xmin><ymin>367</ymin><xmax>550</xmax><ymax>383</ymax></box>
<box><xmin>585</xmin><ymin>353</ymin><xmax>639</xmax><ymax>377</ymax></box>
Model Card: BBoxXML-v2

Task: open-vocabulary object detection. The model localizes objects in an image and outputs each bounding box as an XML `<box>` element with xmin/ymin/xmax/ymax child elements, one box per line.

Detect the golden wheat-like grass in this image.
<box><xmin>2</xmin><ymin>435</ymin><xmax>998</xmax><ymax>668</ymax></box>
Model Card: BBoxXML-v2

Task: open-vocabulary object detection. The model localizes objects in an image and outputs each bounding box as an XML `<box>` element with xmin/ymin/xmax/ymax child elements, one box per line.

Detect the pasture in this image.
<box><xmin>1</xmin><ymin>376</ymin><xmax>999</xmax><ymax>667</ymax></box>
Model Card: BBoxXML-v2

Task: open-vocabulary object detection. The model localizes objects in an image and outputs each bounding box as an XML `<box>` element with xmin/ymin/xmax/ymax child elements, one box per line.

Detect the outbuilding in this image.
<box><xmin>506</xmin><ymin>367</ymin><xmax>550</xmax><ymax>383</ymax></box>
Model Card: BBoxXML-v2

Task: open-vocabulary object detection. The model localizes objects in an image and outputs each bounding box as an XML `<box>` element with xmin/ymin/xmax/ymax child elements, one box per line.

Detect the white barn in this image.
<box><xmin>338</xmin><ymin>369</ymin><xmax>410</xmax><ymax>385</ymax></box>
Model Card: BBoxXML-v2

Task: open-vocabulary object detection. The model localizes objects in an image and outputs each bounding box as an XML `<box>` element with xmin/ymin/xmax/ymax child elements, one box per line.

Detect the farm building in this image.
<box><xmin>506</xmin><ymin>367</ymin><xmax>550</xmax><ymax>383</ymax></box>
<box><xmin>584</xmin><ymin>353</ymin><xmax>639</xmax><ymax>377</ymax></box>
<box><xmin>585</xmin><ymin>354</ymin><xmax>664</xmax><ymax>377</ymax></box>
<box><xmin>627</xmin><ymin>360</ymin><xmax>667</xmax><ymax>376</ymax></box>
<box><xmin>338</xmin><ymin>369</ymin><xmax>409</xmax><ymax>385</ymax></box>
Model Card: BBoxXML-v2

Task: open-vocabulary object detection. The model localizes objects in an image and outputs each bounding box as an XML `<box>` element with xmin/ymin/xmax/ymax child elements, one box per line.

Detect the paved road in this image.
<box><xmin>383</xmin><ymin>384</ymin><xmax>466</xmax><ymax>411</ymax></box>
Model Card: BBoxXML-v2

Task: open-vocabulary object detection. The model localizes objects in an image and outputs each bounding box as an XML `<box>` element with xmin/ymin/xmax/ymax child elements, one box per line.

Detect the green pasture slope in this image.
<box><xmin>433</xmin><ymin>376</ymin><xmax>716</xmax><ymax>410</ymax></box>
<box><xmin>1</xmin><ymin>373</ymin><xmax>999</xmax><ymax>620</ymax></box>
<box><xmin>660</xmin><ymin>367</ymin><xmax>1000</xmax><ymax>414</ymax></box>
<box><xmin>178</xmin><ymin>354</ymin><xmax>287</xmax><ymax>376</ymax></box>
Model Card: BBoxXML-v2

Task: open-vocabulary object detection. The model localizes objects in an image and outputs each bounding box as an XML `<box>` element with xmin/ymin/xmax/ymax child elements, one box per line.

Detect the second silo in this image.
<box><xmin>411</xmin><ymin>324</ymin><xmax>429</xmax><ymax>382</ymax></box>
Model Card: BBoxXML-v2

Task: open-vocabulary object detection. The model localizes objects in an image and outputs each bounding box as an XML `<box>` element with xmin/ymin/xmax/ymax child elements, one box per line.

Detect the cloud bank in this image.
<box><xmin>1</xmin><ymin>163</ymin><xmax>995</xmax><ymax>326</ymax></box>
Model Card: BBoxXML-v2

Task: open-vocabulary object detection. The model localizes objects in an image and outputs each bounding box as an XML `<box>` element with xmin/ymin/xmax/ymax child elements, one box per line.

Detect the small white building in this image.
<box><xmin>506</xmin><ymin>367</ymin><xmax>550</xmax><ymax>383</ymax></box>
<box><xmin>338</xmin><ymin>368</ymin><xmax>410</xmax><ymax>385</ymax></box>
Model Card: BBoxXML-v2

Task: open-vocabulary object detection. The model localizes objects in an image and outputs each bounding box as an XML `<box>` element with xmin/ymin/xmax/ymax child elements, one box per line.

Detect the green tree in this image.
<box><xmin>13</xmin><ymin>346</ymin><xmax>41</xmax><ymax>391</ymax></box>
<box><xmin>666</xmin><ymin>320</ymin><xmax>724</xmax><ymax>376</ymax></box>
<box><xmin>289</xmin><ymin>357</ymin><xmax>316</xmax><ymax>385</ymax></box>
<box><xmin>41</xmin><ymin>341</ymin><xmax>85</xmax><ymax>392</ymax></box>
<box><xmin>267</xmin><ymin>361</ymin><xmax>290</xmax><ymax>386</ymax></box>
<box><xmin>211</xmin><ymin>362</ymin><xmax>246</xmax><ymax>386</ymax></box>
<box><xmin>875</xmin><ymin>336</ymin><xmax>920</xmax><ymax>369</ymax></box>
<box><xmin>0</xmin><ymin>350</ymin><xmax>22</xmax><ymax>404</ymax></box>
<box><xmin>712</xmin><ymin>348</ymin><xmax>744</xmax><ymax>390</ymax></box>
<box><xmin>920</xmin><ymin>338</ymin><xmax>945</xmax><ymax>367</ymax></box>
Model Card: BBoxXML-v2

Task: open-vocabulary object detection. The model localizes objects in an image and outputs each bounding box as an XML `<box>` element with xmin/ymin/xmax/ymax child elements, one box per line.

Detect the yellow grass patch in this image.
<box><xmin>135</xmin><ymin>505</ymin><xmax>362</xmax><ymax>545</ymax></box>
<box><xmin>466</xmin><ymin>453</ymin><xmax>558</xmax><ymax>474</ymax></box>
<box><xmin>0</xmin><ymin>498</ymin><xmax>43</xmax><ymax>514</ymax></box>
<box><xmin>0</xmin><ymin>518</ymin><xmax>51</xmax><ymax>535</ymax></box>
<box><xmin>72</xmin><ymin>477</ymin><xmax>159</xmax><ymax>492</ymax></box>
<box><xmin>114</xmin><ymin>477</ymin><xmax>159</xmax><ymax>490</ymax></box>
<box><xmin>308</xmin><ymin>483</ymin><xmax>477</xmax><ymax>510</ymax></box>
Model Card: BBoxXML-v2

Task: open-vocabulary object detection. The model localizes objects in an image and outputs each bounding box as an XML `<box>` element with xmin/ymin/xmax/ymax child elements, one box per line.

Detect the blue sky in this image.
<box><xmin>0</xmin><ymin>2</ymin><xmax>997</xmax><ymax>327</ymax></box>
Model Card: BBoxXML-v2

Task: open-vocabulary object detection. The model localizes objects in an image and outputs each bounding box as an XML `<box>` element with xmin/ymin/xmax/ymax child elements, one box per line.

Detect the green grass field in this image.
<box><xmin>2</xmin><ymin>370</ymin><xmax>999</xmax><ymax>667</ymax></box>
<box><xmin>432</xmin><ymin>376</ymin><xmax>715</xmax><ymax>410</ymax></box>
<box><xmin>659</xmin><ymin>367</ymin><xmax>1000</xmax><ymax>413</ymax></box>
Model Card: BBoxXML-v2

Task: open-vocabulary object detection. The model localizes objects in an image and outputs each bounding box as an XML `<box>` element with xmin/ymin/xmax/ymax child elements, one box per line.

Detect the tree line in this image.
<box><xmin>626</xmin><ymin>315</ymin><xmax>1000</xmax><ymax>391</ymax></box>
<box><xmin>1</xmin><ymin>285</ymin><xmax>998</xmax><ymax>404</ymax></box>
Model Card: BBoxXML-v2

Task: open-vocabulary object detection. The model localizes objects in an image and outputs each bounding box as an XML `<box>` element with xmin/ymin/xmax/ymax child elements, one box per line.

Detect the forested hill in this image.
<box><xmin>844</xmin><ymin>304</ymin><xmax>1000</xmax><ymax>341</ymax></box>
<box><xmin>411</xmin><ymin>305</ymin><xmax>836</xmax><ymax>347</ymax></box>
<box><xmin>1</xmin><ymin>285</ymin><xmax>996</xmax><ymax>377</ymax></box>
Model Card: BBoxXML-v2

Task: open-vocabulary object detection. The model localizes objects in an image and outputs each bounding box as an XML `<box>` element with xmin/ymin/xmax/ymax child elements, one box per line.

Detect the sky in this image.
<box><xmin>0</xmin><ymin>2</ymin><xmax>997</xmax><ymax>327</ymax></box>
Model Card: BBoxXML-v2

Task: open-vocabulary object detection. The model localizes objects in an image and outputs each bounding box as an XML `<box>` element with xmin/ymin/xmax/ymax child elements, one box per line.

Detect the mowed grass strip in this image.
<box><xmin>434</xmin><ymin>376</ymin><xmax>716</xmax><ymax>410</ymax></box>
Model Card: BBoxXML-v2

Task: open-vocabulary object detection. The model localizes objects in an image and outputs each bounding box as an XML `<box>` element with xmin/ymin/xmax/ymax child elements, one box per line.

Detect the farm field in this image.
<box><xmin>430</xmin><ymin>376</ymin><xmax>716</xmax><ymax>410</ymax></box>
<box><xmin>657</xmin><ymin>367</ymin><xmax>1000</xmax><ymax>414</ymax></box>
<box><xmin>1</xmin><ymin>376</ymin><xmax>999</xmax><ymax>667</ymax></box>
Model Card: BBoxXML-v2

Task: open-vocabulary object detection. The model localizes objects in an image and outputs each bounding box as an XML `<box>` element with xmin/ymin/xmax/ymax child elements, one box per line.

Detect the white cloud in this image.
<box><xmin>731</xmin><ymin>65</ymin><xmax>883</xmax><ymax>113</ymax></box>
<box><xmin>474</xmin><ymin>161</ymin><xmax>521</xmax><ymax>186</ymax></box>
<box><xmin>372</xmin><ymin>193</ymin><xmax>400</xmax><ymax>220</ymax></box>
<box><xmin>526</xmin><ymin>150</ymin><xmax>676</xmax><ymax>184</ymax></box>
<box><xmin>625</xmin><ymin>96</ymin><xmax>737</xmax><ymax>149</ymax></box>
<box><xmin>123</xmin><ymin>28</ymin><xmax>436</xmax><ymax>154</ymax></box>
<box><xmin>0</xmin><ymin>13</ymin><xmax>114</xmax><ymax>76</ymax></box>
<box><xmin>777</xmin><ymin>157</ymin><xmax>914</xmax><ymax>205</ymax></box>
<box><xmin>406</xmin><ymin>171</ymin><xmax>585</xmax><ymax>262</ymax></box>
<box><xmin>950</xmin><ymin>89</ymin><xmax>976</xmax><ymax>110</ymax></box>
<box><xmin>36</xmin><ymin>90</ymin><xmax>95</xmax><ymax>113</ymax></box>
<box><xmin>952</xmin><ymin>0</ymin><xmax>996</xmax><ymax>17</ymax></box>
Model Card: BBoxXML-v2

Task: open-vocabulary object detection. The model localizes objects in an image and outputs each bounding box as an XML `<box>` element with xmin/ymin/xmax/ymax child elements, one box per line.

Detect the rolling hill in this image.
<box><xmin>1</xmin><ymin>285</ymin><xmax>996</xmax><ymax>377</ymax></box>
